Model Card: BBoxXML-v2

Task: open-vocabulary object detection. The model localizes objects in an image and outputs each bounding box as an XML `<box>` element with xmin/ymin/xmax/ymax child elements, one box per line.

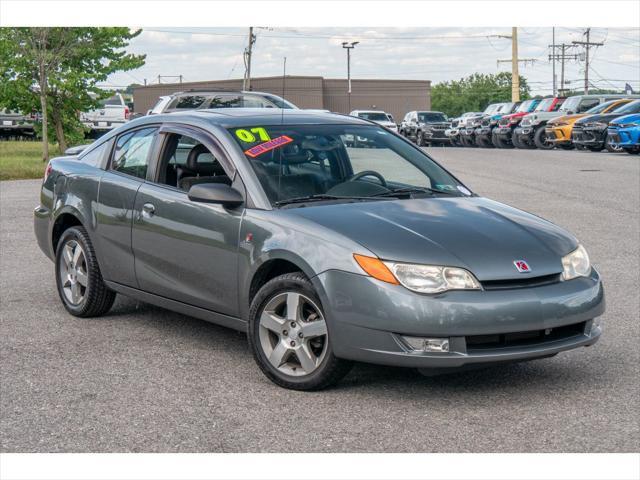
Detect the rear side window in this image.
<box><xmin>170</xmin><ymin>95</ymin><xmax>208</xmax><ymax>110</ymax></box>
<box><xmin>242</xmin><ymin>96</ymin><xmax>273</xmax><ymax>108</ymax></box>
<box><xmin>111</xmin><ymin>128</ymin><xmax>157</xmax><ymax>179</ymax></box>
<box><xmin>79</xmin><ymin>143</ymin><xmax>107</xmax><ymax>168</ymax></box>
<box><xmin>210</xmin><ymin>95</ymin><xmax>242</xmax><ymax>108</ymax></box>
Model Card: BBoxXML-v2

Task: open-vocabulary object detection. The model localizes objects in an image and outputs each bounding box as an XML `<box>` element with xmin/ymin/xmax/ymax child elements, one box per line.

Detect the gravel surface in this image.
<box><xmin>1</xmin><ymin>147</ymin><xmax>638</xmax><ymax>452</ymax></box>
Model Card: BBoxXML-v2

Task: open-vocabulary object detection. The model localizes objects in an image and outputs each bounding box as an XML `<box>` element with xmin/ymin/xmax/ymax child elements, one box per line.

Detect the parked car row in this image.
<box><xmin>439</xmin><ymin>94</ymin><xmax>640</xmax><ymax>154</ymax></box>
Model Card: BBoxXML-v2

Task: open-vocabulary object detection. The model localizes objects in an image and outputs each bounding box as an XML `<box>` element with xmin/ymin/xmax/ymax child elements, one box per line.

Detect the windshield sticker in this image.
<box><xmin>244</xmin><ymin>135</ymin><xmax>294</xmax><ymax>158</ymax></box>
<box><xmin>235</xmin><ymin>127</ymin><xmax>271</xmax><ymax>143</ymax></box>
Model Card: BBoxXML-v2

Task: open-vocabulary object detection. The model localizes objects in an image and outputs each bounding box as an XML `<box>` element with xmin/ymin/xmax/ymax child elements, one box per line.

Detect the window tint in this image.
<box><xmin>242</xmin><ymin>96</ymin><xmax>272</xmax><ymax>108</ymax></box>
<box><xmin>418</xmin><ymin>112</ymin><xmax>447</xmax><ymax>123</ymax></box>
<box><xmin>210</xmin><ymin>95</ymin><xmax>242</xmax><ymax>108</ymax></box>
<box><xmin>358</xmin><ymin>112</ymin><xmax>389</xmax><ymax>121</ymax></box>
<box><xmin>171</xmin><ymin>95</ymin><xmax>208</xmax><ymax>110</ymax></box>
<box><xmin>78</xmin><ymin>142</ymin><xmax>107</xmax><ymax>168</ymax></box>
<box><xmin>578</xmin><ymin>98</ymin><xmax>600</xmax><ymax>113</ymax></box>
<box><xmin>111</xmin><ymin>128</ymin><xmax>157</xmax><ymax>179</ymax></box>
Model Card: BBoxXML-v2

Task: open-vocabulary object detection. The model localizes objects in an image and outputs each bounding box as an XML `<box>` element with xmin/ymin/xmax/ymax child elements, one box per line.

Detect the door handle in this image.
<box><xmin>142</xmin><ymin>203</ymin><xmax>155</xmax><ymax>218</ymax></box>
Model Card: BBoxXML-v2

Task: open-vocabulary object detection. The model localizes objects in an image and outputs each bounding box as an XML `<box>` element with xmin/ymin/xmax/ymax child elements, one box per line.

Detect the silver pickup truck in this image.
<box><xmin>80</xmin><ymin>93</ymin><xmax>130</xmax><ymax>134</ymax></box>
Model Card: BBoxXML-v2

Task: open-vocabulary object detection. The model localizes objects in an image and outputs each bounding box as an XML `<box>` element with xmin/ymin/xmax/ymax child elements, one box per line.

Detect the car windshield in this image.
<box><xmin>358</xmin><ymin>112</ymin><xmax>389</xmax><ymax>121</ymax></box>
<box><xmin>534</xmin><ymin>98</ymin><xmax>554</xmax><ymax>112</ymax></box>
<box><xmin>418</xmin><ymin>112</ymin><xmax>447</xmax><ymax>123</ymax></box>
<box><xmin>611</xmin><ymin>100</ymin><xmax>640</xmax><ymax>114</ymax></box>
<box><xmin>228</xmin><ymin>123</ymin><xmax>466</xmax><ymax>206</ymax></box>
<box><xmin>498</xmin><ymin>103</ymin><xmax>515</xmax><ymax>113</ymax></box>
<box><xmin>585</xmin><ymin>100</ymin><xmax>620</xmax><ymax>114</ymax></box>
<box><xmin>516</xmin><ymin>100</ymin><xmax>536</xmax><ymax>113</ymax></box>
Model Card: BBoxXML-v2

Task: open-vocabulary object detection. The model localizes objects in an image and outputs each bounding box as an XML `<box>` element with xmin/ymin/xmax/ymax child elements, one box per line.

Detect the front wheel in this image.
<box><xmin>248</xmin><ymin>272</ymin><xmax>352</xmax><ymax>390</ymax></box>
<box><xmin>533</xmin><ymin>127</ymin><xmax>554</xmax><ymax>150</ymax></box>
<box><xmin>55</xmin><ymin>226</ymin><xmax>116</xmax><ymax>317</ymax></box>
<box><xmin>604</xmin><ymin>136</ymin><xmax>623</xmax><ymax>153</ymax></box>
<box><xmin>416</xmin><ymin>131</ymin><xmax>425</xmax><ymax>146</ymax></box>
<box><xmin>494</xmin><ymin>135</ymin><xmax>513</xmax><ymax>149</ymax></box>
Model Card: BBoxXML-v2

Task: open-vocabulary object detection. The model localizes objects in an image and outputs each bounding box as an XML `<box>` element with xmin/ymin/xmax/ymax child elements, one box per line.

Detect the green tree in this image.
<box><xmin>0</xmin><ymin>28</ymin><xmax>145</xmax><ymax>160</ymax></box>
<box><xmin>431</xmin><ymin>72</ymin><xmax>531</xmax><ymax>118</ymax></box>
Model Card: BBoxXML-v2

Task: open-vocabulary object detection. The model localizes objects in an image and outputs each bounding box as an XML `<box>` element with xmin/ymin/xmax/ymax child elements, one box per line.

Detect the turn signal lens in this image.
<box><xmin>353</xmin><ymin>254</ymin><xmax>399</xmax><ymax>285</ymax></box>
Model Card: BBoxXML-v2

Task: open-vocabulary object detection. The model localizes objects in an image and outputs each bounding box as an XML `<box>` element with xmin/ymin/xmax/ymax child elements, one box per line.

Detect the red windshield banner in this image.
<box><xmin>244</xmin><ymin>135</ymin><xmax>294</xmax><ymax>158</ymax></box>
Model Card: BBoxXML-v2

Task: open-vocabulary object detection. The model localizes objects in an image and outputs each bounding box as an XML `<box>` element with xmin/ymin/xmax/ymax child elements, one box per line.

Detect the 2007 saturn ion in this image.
<box><xmin>35</xmin><ymin>109</ymin><xmax>605</xmax><ymax>390</ymax></box>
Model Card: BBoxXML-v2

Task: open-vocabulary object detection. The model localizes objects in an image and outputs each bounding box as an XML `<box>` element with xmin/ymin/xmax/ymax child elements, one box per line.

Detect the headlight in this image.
<box><xmin>388</xmin><ymin>263</ymin><xmax>481</xmax><ymax>294</ymax></box>
<box><xmin>584</xmin><ymin>122</ymin><xmax>607</xmax><ymax>129</ymax></box>
<box><xmin>353</xmin><ymin>255</ymin><xmax>481</xmax><ymax>293</ymax></box>
<box><xmin>561</xmin><ymin>245</ymin><xmax>591</xmax><ymax>281</ymax></box>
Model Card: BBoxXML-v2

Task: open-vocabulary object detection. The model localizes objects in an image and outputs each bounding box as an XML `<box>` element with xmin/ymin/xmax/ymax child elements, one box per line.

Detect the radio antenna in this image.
<box><xmin>281</xmin><ymin>57</ymin><xmax>287</xmax><ymax>123</ymax></box>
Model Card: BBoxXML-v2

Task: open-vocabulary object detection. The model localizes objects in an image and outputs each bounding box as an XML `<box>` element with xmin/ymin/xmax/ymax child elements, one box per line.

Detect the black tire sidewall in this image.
<box><xmin>55</xmin><ymin>227</ymin><xmax>92</xmax><ymax>315</ymax></box>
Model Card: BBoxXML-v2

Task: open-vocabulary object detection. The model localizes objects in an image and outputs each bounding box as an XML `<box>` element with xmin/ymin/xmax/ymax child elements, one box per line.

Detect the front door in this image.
<box><xmin>131</xmin><ymin>129</ymin><xmax>243</xmax><ymax>316</ymax></box>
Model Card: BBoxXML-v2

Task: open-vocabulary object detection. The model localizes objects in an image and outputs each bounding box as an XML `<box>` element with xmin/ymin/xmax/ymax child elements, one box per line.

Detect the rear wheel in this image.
<box><xmin>248</xmin><ymin>272</ymin><xmax>352</xmax><ymax>390</ymax></box>
<box><xmin>55</xmin><ymin>226</ymin><xmax>115</xmax><ymax>317</ymax></box>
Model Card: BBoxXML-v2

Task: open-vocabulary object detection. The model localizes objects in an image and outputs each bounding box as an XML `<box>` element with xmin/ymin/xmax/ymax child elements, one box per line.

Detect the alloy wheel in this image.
<box><xmin>258</xmin><ymin>292</ymin><xmax>328</xmax><ymax>377</ymax></box>
<box><xmin>58</xmin><ymin>239</ymin><xmax>88</xmax><ymax>305</ymax></box>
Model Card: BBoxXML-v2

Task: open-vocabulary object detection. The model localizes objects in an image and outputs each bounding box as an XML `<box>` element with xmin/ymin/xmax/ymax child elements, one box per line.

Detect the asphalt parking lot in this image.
<box><xmin>1</xmin><ymin>147</ymin><xmax>638</xmax><ymax>453</ymax></box>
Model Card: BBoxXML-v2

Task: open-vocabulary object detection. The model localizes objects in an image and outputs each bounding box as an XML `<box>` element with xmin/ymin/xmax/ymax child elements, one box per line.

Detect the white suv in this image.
<box><xmin>349</xmin><ymin>110</ymin><xmax>398</xmax><ymax>132</ymax></box>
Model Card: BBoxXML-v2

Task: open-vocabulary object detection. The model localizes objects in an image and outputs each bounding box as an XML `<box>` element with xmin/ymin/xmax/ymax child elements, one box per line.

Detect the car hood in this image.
<box><xmin>373</xmin><ymin>120</ymin><xmax>397</xmax><ymax>128</ymax></box>
<box><xmin>549</xmin><ymin>114</ymin><xmax>586</xmax><ymax>124</ymax></box>
<box><xmin>610</xmin><ymin>113</ymin><xmax>640</xmax><ymax>125</ymax></box>
<box><xmin>287</xmin><ymin>197</ymin><xmax>576</xmax><ymax>281</ymax></box>
<box><xmin>576</xmin><ymin>113</ymin><xmax>625</xmax><ymax>125</ymax></box>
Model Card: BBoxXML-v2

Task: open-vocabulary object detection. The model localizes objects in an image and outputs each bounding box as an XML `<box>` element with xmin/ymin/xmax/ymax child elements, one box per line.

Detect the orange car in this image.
<box><xmin>546</xmin><ymin>98</ymin><xmax>635</xmax><ymax>148</ymax></box>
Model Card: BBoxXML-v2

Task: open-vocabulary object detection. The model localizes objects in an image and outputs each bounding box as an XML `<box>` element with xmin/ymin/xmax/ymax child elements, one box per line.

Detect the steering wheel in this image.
<box><xmin>348</xmin><ymin>170</ymin><xmax>387</xmax><ymax>187</ymax></box>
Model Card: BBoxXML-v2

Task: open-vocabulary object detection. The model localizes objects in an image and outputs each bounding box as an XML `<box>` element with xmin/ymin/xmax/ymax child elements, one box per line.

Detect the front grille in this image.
<box><xmin>521</xmin><ymin>117</ymin><xmax>532</xmax><ymax>127</ymax></box>
<box><xmin>466</xmin><ymin>321</ymin><xmax>587</xmax><ymax>351</ymax></box>
<box><xmin>498</xmin><ymin>118</ymin><xmax>510</xmax><ymax>126</ymax></box>
<box><xmin>481</xmin><ymin>118</ymin><xmax>491</xmax><ymax>126</ymax></box>
<box><xmin>481</xmin><ymin>273</ymin><xmax>561</xmax><ymax>290</ymax></box>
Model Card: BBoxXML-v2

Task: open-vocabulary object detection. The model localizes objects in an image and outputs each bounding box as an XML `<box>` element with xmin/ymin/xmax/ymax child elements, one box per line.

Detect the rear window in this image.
<box><xmin>210</xmin><ymin>95</ymin><xmax>242</xmax><ymax>108</ymax></box>
<box><xmin>99</xmin><ymin>96</ymin><xmax>123</xmax><ymax>107</ymax></box>
<box><xmin>170</xmin><ymin>95</ymin><xmax>209</xmax><ymax>110</ymax></box>
<box><xmin>358</xmin><ymin>112</ymin><xmax>389</xmax><ymax>121</ymax></box>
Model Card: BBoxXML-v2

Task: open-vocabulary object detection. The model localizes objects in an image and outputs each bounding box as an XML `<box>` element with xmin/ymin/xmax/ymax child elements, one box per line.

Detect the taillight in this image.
<box><xmin>44</xmin><ymin>163</ymin><xmax>53</xmax><ymax>181</ymax></box>
<box><xmin>124</xmin><ymin>106</ymin><xmax>130</xmax><ymax>120</ymax></box>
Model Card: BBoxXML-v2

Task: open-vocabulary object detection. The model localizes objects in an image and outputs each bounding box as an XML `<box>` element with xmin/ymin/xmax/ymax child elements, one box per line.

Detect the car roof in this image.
<box><xmin>129</xmin><ymin>108</ymin><xmax>373</xmax><ymax>128</ymax></box>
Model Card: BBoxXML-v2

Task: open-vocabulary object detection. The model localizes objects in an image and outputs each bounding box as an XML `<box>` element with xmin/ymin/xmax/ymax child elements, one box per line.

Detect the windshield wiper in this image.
<box><xmin>274</xmin><ymin>194</ymin><xmax>388</xmax><ymax>207</ymax></box>
<box><xmin>372</xmin><ymin>186</ymin><xmax>459</xmax><ymax>197</ymax></box>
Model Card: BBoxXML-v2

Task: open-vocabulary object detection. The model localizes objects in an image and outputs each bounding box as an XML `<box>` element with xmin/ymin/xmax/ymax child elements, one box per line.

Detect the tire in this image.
<box><xmin>533</xmin><ymin>127</ymin><xmax>554</xmax><ymax>150</ymax></box>
<box><xmin>511</xmin><ymin>132</ymin><xmax>522</xmax><ymax>149</ymax></box>
<box><xmin>559</xmin><ymin>144</ymin><xmax>574</xmax><ymax>150</ymax></box>
<box><xmin>476</xmin><ymin>135</ymin><xmax>491</xmax><ymax>148</ymax></box>
<box><xmin>625</xmin><ymin>147</ymin><xmax>640</xmax><ymax>154</ymax></box>
<box><xmin>248</xmin><ymin>272</ymin><xmax>353</xmax><ymax>391</ymax></box>
<box><xmin>587</xmin><ymin>145</ymin><xmax>604</xmax><ymax>152</ymax></box>
<box><xmin>55</xmin><ymin>226</ymin><xmax>116</xmax><ymax>317</ymax></box>
<box><xmin>604</xmin><ymin>136</ymin><xmax>623</xmax><ymax>153</ymax></box>
<box><xmin>416</xmin><ymin>131</ymin><xmax>425</xmax><ymax>147</ymax></box>
<box><xmin>494</xmin><ymin>135</ymin><xmax>513</xmax><ymax>149</ymax></box>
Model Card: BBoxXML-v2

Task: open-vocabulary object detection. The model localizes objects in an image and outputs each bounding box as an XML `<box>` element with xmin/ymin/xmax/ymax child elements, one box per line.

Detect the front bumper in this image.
<box><xmin>514</xmin><ymin>125</ymin><xmax>536</xmax><ymax>141</ymax></box>
<box><xmin>572</xmin><ymin>126</ymin><xmax>607</xmax><ymax>147</ymax></box>
<box><xmin>608</xmin><ymin>126</ymin><xmax>640</xmax><ymax>147</ymax></box>
<box><xmin>545</xmin><ymin>125</ymin><xmax>572</xmax><ymax>145</ymax></box>
<box><xmin>494</xmin><ymin>125</ymin><xmax>515</xmax><ymax>139</ymax></box>
<box><xmin>474</xmin><ymin>126</ymin><xmax>493</xmax><ymax>141</ymax></box>
<box><xmin>313</xmin><ymin>268</ymin><xmax>604</xmax><ymax>369</ymax></box>
<box><xmin>82</xmin><ymin>121</ymin><xmax>126</xmax><ymax>132</ymax></box>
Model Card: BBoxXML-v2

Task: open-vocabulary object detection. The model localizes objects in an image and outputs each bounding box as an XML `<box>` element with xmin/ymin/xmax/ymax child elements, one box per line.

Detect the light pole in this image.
<box><xmin>342</xmin><ymin>41</ymin><xmax>359</xmax><ymax>112</ymax></box>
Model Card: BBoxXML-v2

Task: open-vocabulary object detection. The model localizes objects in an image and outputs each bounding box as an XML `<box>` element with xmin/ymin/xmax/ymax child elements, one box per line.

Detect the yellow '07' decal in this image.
<box><xmin>235</xmin><ymin>127</ymin><xmax>271</xmax><ymax>143</ymax></box>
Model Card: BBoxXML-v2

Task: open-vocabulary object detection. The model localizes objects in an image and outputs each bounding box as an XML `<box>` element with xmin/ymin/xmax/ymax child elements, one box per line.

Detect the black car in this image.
<box><xmin>572</xmin><ymin>100</ymin><xmax>640</xmax><ymax>152</ymax></box>
<box><xmin>400</xmin><ymin>111</ymin><xmax>450</xmax><ymax>146</ymax></box>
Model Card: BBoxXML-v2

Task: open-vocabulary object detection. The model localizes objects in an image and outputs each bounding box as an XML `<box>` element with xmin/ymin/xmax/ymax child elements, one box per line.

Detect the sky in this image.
<box><xmin>107</xmin><ymin>27</ymin><xmax>640</xmax><ymax>96</ymax></box>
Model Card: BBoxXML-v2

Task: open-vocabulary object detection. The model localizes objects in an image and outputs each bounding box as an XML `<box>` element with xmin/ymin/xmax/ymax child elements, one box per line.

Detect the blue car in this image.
<box><xmin>608</xmin><ymin>113</ymin><xmax>640</xmax><ymax>154</ymax></box>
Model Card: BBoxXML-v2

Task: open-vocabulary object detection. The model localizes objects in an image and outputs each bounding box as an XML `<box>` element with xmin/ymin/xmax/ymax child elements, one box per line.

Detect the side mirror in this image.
<box><xmin>188</xmin><ymin>183</ymin><xmax>244</xmax><ymax>208</ymax></box>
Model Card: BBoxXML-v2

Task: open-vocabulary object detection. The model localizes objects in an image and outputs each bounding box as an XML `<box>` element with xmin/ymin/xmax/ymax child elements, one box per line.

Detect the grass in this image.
<box><xmin>0</xmin><ymin>141</ymin><xmax>60</xmax><ymax>181</ymax></box>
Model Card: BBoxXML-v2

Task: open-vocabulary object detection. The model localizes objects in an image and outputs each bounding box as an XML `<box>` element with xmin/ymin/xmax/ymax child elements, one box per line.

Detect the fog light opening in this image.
<box><xmin>402</xmin><ymin>336</ymin><xmax>450</xmax><ymax>353</ymax></box>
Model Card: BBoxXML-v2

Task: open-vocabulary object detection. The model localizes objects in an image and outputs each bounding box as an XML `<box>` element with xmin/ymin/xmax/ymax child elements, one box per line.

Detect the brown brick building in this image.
<box><xmin>132</xmin><ymin>76</ymin><xmax>431</xmax><ymax>122</ymax></box>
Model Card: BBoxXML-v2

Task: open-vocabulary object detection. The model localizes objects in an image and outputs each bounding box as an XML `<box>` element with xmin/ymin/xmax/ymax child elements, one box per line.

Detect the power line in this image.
<box><xmin>572</xmin><ymin>28</ymin><xmax>604</xmax><ymax>94</ymax></box>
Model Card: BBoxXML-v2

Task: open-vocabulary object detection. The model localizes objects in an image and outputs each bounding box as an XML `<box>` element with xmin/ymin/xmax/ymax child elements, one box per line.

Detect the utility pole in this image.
<box><xmin>548</xmin><ymin>44</ymin><xmax>579</xmax><ymax>96</ymax></box>
<box><xmin>572</xmin><ymin>28</ymin><xmax>603</xmax><ymax>94</ymax></box>
<box><xmin>243</xmin><ymin>27</ymin><xmax>256</xmax><ymax>91</ymax></box>
<box><xmin>342</xmin><ymin>41</ymin><xmax>359</xmax><ymax>112</ymax></box>
<box><xmin>495</xmin><ymin>28</ymin><xmax>537</xmax><ymax>102</ymax></box>
<box><xmin>551</xmin><ymin>27</ymin><xmax>556</xmax><ymax>96</ymax></box>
